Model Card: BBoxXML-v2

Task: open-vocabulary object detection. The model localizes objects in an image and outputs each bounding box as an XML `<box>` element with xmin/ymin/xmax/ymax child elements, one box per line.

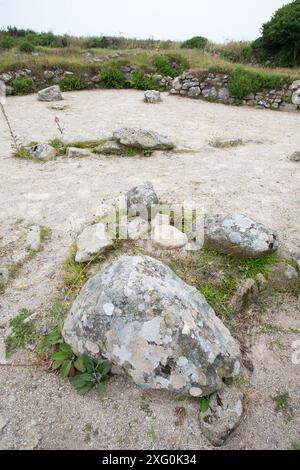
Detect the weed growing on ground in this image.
<box><xmin>5</xmin><ymin>309</ymin><xmax>37</xmax><ymax>355</ymax></box>
<box><xmin>273</xmin><ymin>392</ymin><xmax>293</xmax><ymax>421</ymax></box>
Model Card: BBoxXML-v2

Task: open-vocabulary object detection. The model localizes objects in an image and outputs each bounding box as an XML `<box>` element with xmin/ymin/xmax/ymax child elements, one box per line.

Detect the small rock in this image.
<box><xmin>38</xmin><ymin>85</ymin><xmax>63</xmax><ymax>102</ymax></box>
<box><xmin>29</xmin><ymin>144</ymin><xmax>56</xmax><ymax>161</ymax></box>
<box><xmin>96</xmin><ymin>141</ymin><xmax>123</xmax><ymax>156</ymax></box>
<box><xmin>188</xmin><ymin>86</ymin><xmax>201</xmax><ymax>98</ymax></box>
<box><xmin>218</xmin><ymin>88</ymin><xmax>230</xmax><ymax>101</ymax></box>
<box><xmin>289</xmin><ymin>152</ymin><xmax>300</xmax><ymax>162</ymax></box>
<box><xmin>290</xmin><ymin>80</ymin><xmax>300</xmax><ymax>91</ymax></box>
<box><xmin>66</xmin><ymin>147</ymin><xmax>92</xmax><ymax>158</ymax></box>
<box><xmin>126</xmin><ymin>182</ymin><xmax>160</xmax><ymax>221</ymax></box>
<box><xmin>152</xmin><ymin>224</ymin><xmax>188</xmax><ymax>249</ymax></box>
<box><xmin>292</xmin><ymin>89</ymin><xmax>300</xmax><ymax>106</ymax></box>
<box><xmin>204</xmin><ymin>213</ymin><xmax>279</xmax><ymax>258</ymax></box>
<box><xmin>230</xmin><ymin>279</ymin><xmax>258</xmax><ymax>313</ymax></box>
<box><xmin>113</xmin><ymin>127</ymin><xmax>174</xmax><ymax>151</ymax></box>
<box><xmin>284</xmin><ymin>264</ymin><xmax>298</xmax><ymax>280</ymax></box>
<box><xmin>144</xmin><ymin>90</ymin><xmax>162</xmax><ymax>103</ymax></box>
<box><xmin>200</xmin><ymin>387</ymin><xmax>243</xmax><ymax>447</ymax></box>
<box><xmin>119</xmin><ymin>217</ymin><xmax>149</xmax><ymax>240</ymax></box>
<box><xmin>75</xmin><ymin>223</ymin><xmax>113</xmax><ymax>263</ymax></box>
<box><xmin>27</xmin><ymin>225</ymin><xmax>41</xmax><ymax>251</ymax></box>
<box><xmin>49</xmin><ymin>103</ymin><xmax>67</xmax><ymax>111</ymax></box>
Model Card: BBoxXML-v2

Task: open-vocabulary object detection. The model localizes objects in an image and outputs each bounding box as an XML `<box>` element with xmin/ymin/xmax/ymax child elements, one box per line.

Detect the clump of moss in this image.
<box><xmin>5</xmin><ymin>309</ymin><xmax>37</xmax><ymax>355</ymax></box>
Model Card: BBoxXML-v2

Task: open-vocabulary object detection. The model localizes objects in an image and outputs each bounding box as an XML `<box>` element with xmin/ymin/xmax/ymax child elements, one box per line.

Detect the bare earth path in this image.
<box><xmin>0</xmin><ymin>90</ymin><xmax>299</xmax><ymax>449</ymax></box>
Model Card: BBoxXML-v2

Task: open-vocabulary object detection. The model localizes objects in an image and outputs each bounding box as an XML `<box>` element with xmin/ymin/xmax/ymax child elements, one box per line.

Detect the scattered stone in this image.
<box><xmin>49</xmin><ymin>103</ymin><xmax>67</xmax><ymax>111</ymax></box>
<box><xmin>38</xmin><ymin>85</ymin><xmax>63</xmax><ymax>102</ymax></box>
<box><xmin>255</xmin><ymin>273</ymin><xmax>267</xmax><ymax>290</ymax></box>
<box><xmin>152</xmin><ymin>224</ymin><xmax>188</xmax><ymax>249</ymax></box>
<box><xmin>44</xmin><ymin>70</ymin><xmax>55</xmax><ymax>79</ymax></box>
<box><xmin>119</xmin><ymin>217</ymin><xmax>149</xmax><ymax>240</ymax></box>
<box><xmin>75</xmin><ymin>223</ymin><xmax>113</xmax><ymax>263</ymax></box>
<box><xmin>96</xmin><ymin>141</ymin><xmax>123</xmax><ymax>156</ymax></box>
<box><xmin>113</xmin><ymin>127</ymin><xmax>174</xmax><ymax>151</ymax></box>
<box><xmin>204</xmin><ymin>214</ymin><xmax>279</xmax><ymax>258</ymax></box>
<box><xmin>289</xmin><ymin>152</ymin><xmax>300</xmax><ymax>162</ymax></box>
<box><xmin>188</xmin><ymin>87</ymin><xmax>201</xmax><ymax>98</ymax></box>
<box><xmin>126</xmin><ymin>182</ymin><xmax>159</xmax><ymax>221</ymax></box>
<box><xmin>144</xmin><ymin>90</ymin><xmax>162</xmax><ymax>103</ymax></box>
<box><xmin>230</xmin><ymin>279</ymin><xmax>258</xmax><ymax>313</ymax></box>
<box><xmin>63</xmin><ymin>256</ymin><xmax>241</xmax><ymax>395</ymax></box>
<box><xmin>292</xmin><ymin>89</ymin><xmax>300</xmax><ymax>106</ymax></box>
<box><xmin>27</xmin><ymin>225</ymin><xmax>41</xmax><ymax>251</ymax></box>
<box><xmin>28</xmin><ymin>144</ymin><xmax>56</xmax><ymax>161</ymax></box>
<box><xmin>284</xmin><ymin>264</ymin><xmax>298</xmax><ymax>280</ymax></box>
<box><xmin>199</xmin><ymin>387</ymin><xmax>243</xmax><ymax>447</ymax></box>
<box><xmin>66</xmin><ymin>147</ymin><xmax>92</xmax><ymax>158</ymax></box>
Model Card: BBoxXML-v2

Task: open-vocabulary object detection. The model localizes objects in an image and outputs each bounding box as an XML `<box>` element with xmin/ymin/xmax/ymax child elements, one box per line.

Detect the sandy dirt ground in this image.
<box><xmin>0</xmin><ymin>89</ymin><xmax>299</xmax><ymax>449</ymax></box>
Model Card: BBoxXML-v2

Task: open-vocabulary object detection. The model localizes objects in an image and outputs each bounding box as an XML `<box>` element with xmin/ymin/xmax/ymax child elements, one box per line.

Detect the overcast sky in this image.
<box><xmin>0</xmin><ymin>0</ymin><xmax>291</xmax><ymax>42</ymax></box>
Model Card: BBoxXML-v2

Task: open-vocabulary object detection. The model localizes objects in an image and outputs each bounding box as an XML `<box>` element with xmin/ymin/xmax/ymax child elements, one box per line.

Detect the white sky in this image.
<box><xmin>0</xmin><ymin>0</ymin><xmax>291</xmax><ymax>43</ymax></box>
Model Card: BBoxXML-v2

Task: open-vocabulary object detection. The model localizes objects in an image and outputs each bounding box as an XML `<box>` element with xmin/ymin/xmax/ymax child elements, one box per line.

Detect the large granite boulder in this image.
<box><xmin>204</xmin><ymin>214</ymin><xmax>279</xmax><ymax>258</ymax></box>
<box><xmin>63</xmin><ymin>256</ymin><xmax>241</xmax><ymax>396</ymax></box>
<box><xmin>113</xmin><ymin>127</ymin><xmax>174</xmax><ymax>150</ymax></box>
<box><xmin>38</xmin><ymin>85</ymin><xmax>63</xmax><ymax>102</ymax></box>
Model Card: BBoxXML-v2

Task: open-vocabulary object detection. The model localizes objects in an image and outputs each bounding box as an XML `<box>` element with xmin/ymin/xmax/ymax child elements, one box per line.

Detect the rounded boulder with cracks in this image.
<box><xmin>63</xmin><ymin>256</ymin><xmax>241</xmax><ymax>396</ymax></box>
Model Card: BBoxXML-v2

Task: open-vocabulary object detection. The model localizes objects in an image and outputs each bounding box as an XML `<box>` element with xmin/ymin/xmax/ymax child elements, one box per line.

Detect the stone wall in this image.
<box><xmin>170</xmin><ymin>69</ymin><xmax>300</xmax><ymax>112</ymax></box>
<box><xmin>0</xmin><ymin>66</ymin><xmax>174</xmax><ymax>95</ymax></box>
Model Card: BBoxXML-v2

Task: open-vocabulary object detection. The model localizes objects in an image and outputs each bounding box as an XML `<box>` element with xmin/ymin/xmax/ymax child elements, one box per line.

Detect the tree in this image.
<box><xmin>181</xmin><ymin>36</ymin><xmax>208</xmax><ymax>50</ymax></box>
<box><xmin>253</xmin><ymin>0</ymin><xmax>300</xmax><ymax>66</ymax></box>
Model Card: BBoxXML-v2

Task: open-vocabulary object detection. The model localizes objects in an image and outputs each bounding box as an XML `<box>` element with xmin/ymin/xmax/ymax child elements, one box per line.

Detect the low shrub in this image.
<box><xmin>19</xmin><ymin>41</ymin><xmax>35</xmax><ymax>53</ymax></box>
<box><xmin>0</xmin><ymin>36</ymin><xmax>15</xmax><ymax>49</ymax></box>
<box><xmin>228</xmin><ymin>67</ymin><xmax>286</xmax><ymax>100</ymax></box>
<box><xmin>181</xmin><ymin>36</ymin><xmax>208</xmax><ymax>49</ymax></box>
<box><xmin>153</xmin><ymin>53</ymin><xmax>189</xmax><ymax>78</ymax></box>
<box><xmin>100</xmin><ymin>66</ymin><xmax>127</xmax><ymax>88</ymax></box>
<box><xmin>86</xmin><ymin>36</ymin><xmax>109</xmax><ymax>48</ymax></box>
<box><xmin>131</xmin><ymin>69</ymin><xmax>161</xmax><ymax>90</ymax></box>
<box><xmin>59</xmin><ymin>74</ymin><xmax>86</xmax><ymax>91</ymax></box>
<box><xmin>12</xmin><ymin>77</ymin><xmax>34</xmax><ymax>95</ymax></box>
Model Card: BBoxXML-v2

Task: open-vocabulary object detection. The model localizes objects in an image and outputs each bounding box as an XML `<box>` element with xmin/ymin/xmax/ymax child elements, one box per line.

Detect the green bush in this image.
<box><xmin>0</xmin><ymin>36</ymin><xmax>15</xmax><ymax>49</ymax></box>
<box><xmin>100</xmin><ymin>66</ymin><xmax>126</xmax><ymax>88</ymax></box>
<box><xmin>12</xmin><ymin>77</ymin><xmax>34</xmax><ymax>95</ymax></box>
<box><xmin>19</xmin><ymin>41</ymin><xmax>35</xmax><ymax>53</ymax></box>
<box><xmin>253</xmin><ymin>0</ymin><xmax>300</xmax><ymax>66</ymax></box>
<box><xmin>181</xmin><ymin>36</ymin><xmax>208</xmax><ymax>49</ymax></box>
<box><xmin>153</xmin><ymin>54</ymin><xmax>189</xmax><ymax>78</ymax></box>
<box><xmin>86</xmin><ymin>36</ymin><xmax>109</xmax><ymax>48</ymax></box>
<box><xmin>131</xmin><ymin>69</ymin><xmax>161</xmax><ymax>90</ymax></box>
<box><xmin>59</xmin><ymin>74</ymin><xmax>86</xmax><ymax>91</ymax></box>
<box><xmin>228</xmin><ymin>67</ymin><xmax>286</xmax><ymax>100</ymax></box>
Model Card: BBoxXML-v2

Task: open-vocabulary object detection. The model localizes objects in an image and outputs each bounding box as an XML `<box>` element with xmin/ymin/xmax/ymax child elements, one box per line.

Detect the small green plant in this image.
<box><xmin>131</xmin><ymin>69</ymin><xmax>161</xmax><ymax>91</ymax></box>
<box><xmin>199</xmin><ymin>395</ymin><xmax>211</xmax><ymax>413</ymax></box>
<box><xmin>59</xmin><ymin>74</ymin><xmax>86</xmax><ymax>91</ymax></box>
<box><xmin>100</xmin><ymin>66</ymin><xmax>126</xmax><ymax>89</ymax></box>
<box><xmin>63</xmin><ymin>245</ymin><xmax>87</xmax><ymax>288</ymax></box>
<box><xmin>40</xmin><ymin>225</ymin><xmax>52</xmax><ymax>244</ymax></box>
<box><xmin>5</xmin><ymin>309</ymin><xmax>36</xmax><ymax>355</ymax></box>
<box><xmin>12</xmin><ymin>77</ymin><xmax>34</xmax><ymax>95</ymax></box>
<box><xmin>240</xmin><ymin>254</ymin><xmax>278</xmax><ymax>278</ymax></box>
<box><xmin>13</xmin><ymin>145</ymin><xmax>31</xmax><ymax>159</ymax></box>
<box><xmin>70</xmin><ymin>355</ymin><xmax>111</xmax><ymax>395</ymax></box>
<box><xmin>273</xmin><ymin>392</ymin><xmax>293</xmax><ymax>421</ymax></box>
<box><xmin>292</xmin><ymin>442</ymin><xmax>300</xmax><ymax>450</ymax></box>
<box><xmin>0</xmin><ymin>36</ymin><xmax>15</xmax><ymax>49</ymax></box>
<box><xmin>199</xmin><ymin>277</ymin><xmax>237</xmax><ymax>316</ymax></box>
<box><xmin>181</xmin><ymin>36</ymin><xmax>208</xmax><ymax>49</ymax></box>
<box><xmin>153</xmin><ymin>54</ymin><xmax>189</xmax><ymax>78</ymax></box>
<box><xmin>19</xmin><ymin>41</ymin><xmax>35</xmax><ymax>53</ymax></box>
<box><xmin>51</xmin><ymin>340</ymin><xmax>78</xmax><ymax>377</ymax></box>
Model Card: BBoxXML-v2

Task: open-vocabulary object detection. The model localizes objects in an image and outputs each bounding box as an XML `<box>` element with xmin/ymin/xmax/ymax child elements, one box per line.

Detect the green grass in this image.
<box><xmin>63</xmin><ymin>244</ymin><xmax>87</xmax><ymax>289</ymax></box>
<box><xmin>273</xmin><ymin>392</ymin><xmax>293</xmax><ymax>421</ymax></box>
<box><xmin>5</xmin><ymin>309</ymin><xmax>37</xmax><ymax>355</ymax></box>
